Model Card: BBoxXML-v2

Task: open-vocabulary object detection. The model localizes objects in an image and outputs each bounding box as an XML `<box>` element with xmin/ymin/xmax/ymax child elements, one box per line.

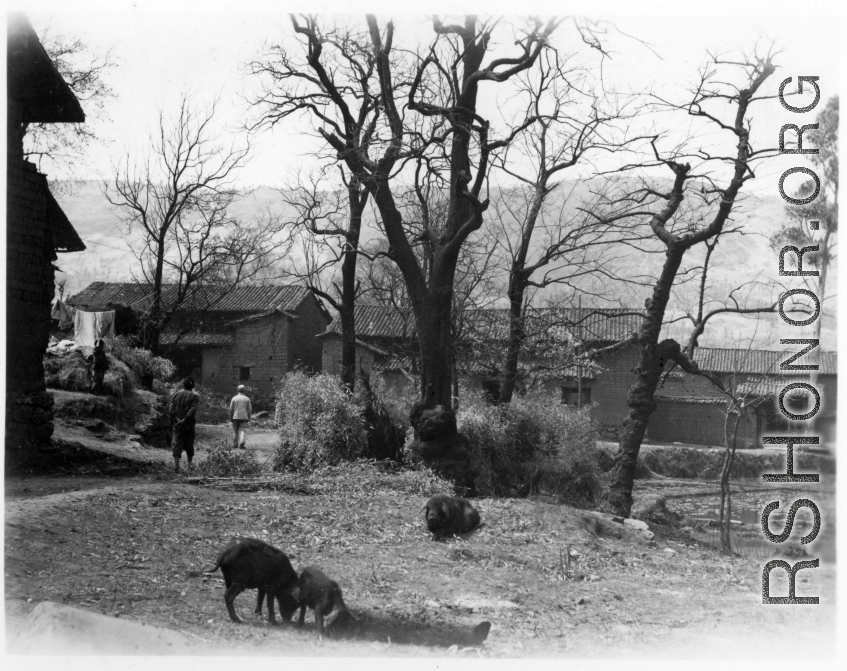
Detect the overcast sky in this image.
<box><xmin>14</xmin><ymin>0</ymin><xmax>843</xmax><ymax>194</ymax></box>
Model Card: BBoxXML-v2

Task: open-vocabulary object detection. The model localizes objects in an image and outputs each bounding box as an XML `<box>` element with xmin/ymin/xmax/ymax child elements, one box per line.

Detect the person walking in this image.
<box><xmin>170</xmin><ymin>376</ymin><xmax>199</xmax><ymax>472</ymax></box>
<box><xmin>229</xmin><ymin>384</ymin><xmax>252</xmax><ymax>450</ymax></box>
<box><xmin>89</xmin><ymin>339</ymin><xmax>109</xmax><ymax>394</ymax></box>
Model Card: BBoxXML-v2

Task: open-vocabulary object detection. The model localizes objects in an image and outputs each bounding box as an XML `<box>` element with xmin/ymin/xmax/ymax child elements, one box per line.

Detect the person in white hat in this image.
<box><xmin>229</xmin><ymin>384</ymin><xmax>252</xmax><ymax>449</ymax></box>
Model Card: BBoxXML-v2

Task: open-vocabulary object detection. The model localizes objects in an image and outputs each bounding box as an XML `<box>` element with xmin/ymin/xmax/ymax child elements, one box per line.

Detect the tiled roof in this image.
<box><xmin>68</xmin><ymin>282</ymin><xmax>313</xmax><ymax>315</ymax></box>
<box><xmin>321</xmin><ymin>305</ymin><xmax>640</xmax><ymax>343</ymax></box>
<box><xmin>470</xmin><ymin>308</ymin><xmax>642</xmax><ymax>344</ymax></box>
<box><xmin>321</xmin><ymin>305</ymin><xmax>416</xmax><ymax>339</ymax></box>
<box><xmin>160</xmin><ymin>333</ymin><xmax>234</xmax><ymax>347</ymax></box>
<box><xmin>693</xmin><ymin>348</ymin><xmax>837</xmax><ymax>376</ymax></box>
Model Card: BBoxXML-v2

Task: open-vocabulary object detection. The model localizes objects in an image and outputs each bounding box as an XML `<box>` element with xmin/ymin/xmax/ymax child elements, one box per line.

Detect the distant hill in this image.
<box><xmin>54</xmin><ymin>180</ymin><xmax>837</xmax><ymax>350</ymax></box>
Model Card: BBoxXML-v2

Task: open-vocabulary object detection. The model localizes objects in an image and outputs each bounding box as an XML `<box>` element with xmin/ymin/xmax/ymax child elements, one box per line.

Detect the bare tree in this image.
<box><xmin>278</xmin><ymin>168</ymin><xmax>371</xmax><ymax>389</ymax></box>
<box><xmin>487</xmin><ymin>50</ymin><xmax>651</xmax><ymax>402</ymax></box>
<box><xmin>595</xmin><ymin>48</ymin><xmax>784</xmax><ymax>517</ymax></box>
<box><xmin>104</xmin><ymin>95</ymin><xmax>278</xmax><ymax>353</ymax></box>
<box><xmin>250</xmin><ymin>15</ymin><xmax>561</xmax><ymax>425</ymax></box>
<box><xmin>249</xmin><ymin>23</ymin><xmax>381</xmax><ymax>390</ymax></box>
<box><xmin>23</xmin><ymin>27</ymin><xmax>116</xmax><ymax>179</ymax></box>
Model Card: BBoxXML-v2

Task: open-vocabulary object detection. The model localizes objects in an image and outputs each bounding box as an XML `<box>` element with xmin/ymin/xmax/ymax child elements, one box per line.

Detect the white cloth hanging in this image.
<box><xmin>73</xmin><ymin>310</ymin><xmax>116</xmax><ymax>347</ymax></box>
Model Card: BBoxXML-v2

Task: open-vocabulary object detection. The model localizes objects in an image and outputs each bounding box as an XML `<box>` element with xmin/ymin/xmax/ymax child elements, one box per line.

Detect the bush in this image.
<box><xmin>106</xmin><ymin>335</ymin><xmax>175</xmax><ymax>383</ymax></box>
<box><xmin>354</xmin><ymin>371</ymin><xmax>408</xmax><ymax>461</ymax></box>
<box><xmin>274</xmin><ymin>371</ymin><xmax>368</xmax><ymax>470</ymax></box>
<box><xmin>458</xmin><ymin>389</ymin><xmax>602</xmax><ymax>507</ymax></box>
<box><xmin>44</xmin><ymin>337</ymin><xmax>174</xmax><ymax>400</ymax></box>
<box><xmin>197</xmin><ymin>439</ymin><xmax>262</xmax><ymax>477</ymax></box>
<box><xmin>44</xmin><ymin>349</ymin><xmax>135</xmax><ymax>401</ymax></box>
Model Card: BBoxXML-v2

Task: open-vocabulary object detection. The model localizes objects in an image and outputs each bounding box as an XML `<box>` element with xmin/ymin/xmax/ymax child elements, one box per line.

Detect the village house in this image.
<box><xmin>5</xmin><ymin>14</ymin><xmax>87</xmax><ymax>459</ymax></box>
<box><xmin>319</xmin><ymin>304</ymin><xmax>643</xmax><ymax>427</ymax></box>
<box><xmin>67</xmin><ymin>282</ymin><xmax>330</xmax><ymax>400</ymax></box>
<box><xmin>650</xmin><ymin>348</ymin><xmax>838</xmax><ymax>448</ymax></box>
<box><xmin>319</xmin><ymin>304</ymin><xmax>838</xmax><ymax>447</ymax></box>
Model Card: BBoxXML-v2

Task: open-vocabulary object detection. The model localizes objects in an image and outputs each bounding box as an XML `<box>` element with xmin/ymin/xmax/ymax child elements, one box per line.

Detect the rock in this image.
<box><xmin>577</xmin><ymin>597</ymin><xmax>590</xmax><ymax>605</ymax></box>
<box><xmin>581</xmin><ymin>511</ymin><xmax>654</xmax><ymax>541</ymax></box>
<box><xmin>83</xmin><ymin>419</ymin><xmax>107</xmax><ymax>433</ymax></box>
<box><xmin>663</xmin><ymin>548</ymin><xmax>676</xmax><ymax>556</ymax></box>
<box><xmin>632</xmin><ymin>493</ymin><xmax>682</xmax><ymax>526</ymax></box>
<box><xmin>128</xmin><ymin>390</ymin><xmax>171</xmax><ymax>448</ymax></box>
<box><xmin>622</xmin><ymin>518</ymin><xmax>650</xmax><ymax>532</ymax></box>
<box><xmin>11</xmin><ymin>601</ymin><xmax>197</xmax><ymax>654</ymax></box>
<box><xmin>425</xmin><ymin>600</ymin><xmax>441</xmax><ymax>610</ymax></box>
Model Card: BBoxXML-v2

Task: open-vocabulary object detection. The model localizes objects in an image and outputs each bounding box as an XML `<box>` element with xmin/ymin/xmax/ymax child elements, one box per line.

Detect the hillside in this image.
<box><xmin>54</xmin><ymin>181</ymin><xmax>837</xmax><ymax>350</ymax></box>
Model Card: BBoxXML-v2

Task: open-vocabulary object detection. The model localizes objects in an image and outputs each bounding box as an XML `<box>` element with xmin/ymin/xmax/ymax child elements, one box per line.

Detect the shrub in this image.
<box><xmin>106</xmin><ymin>335</ymin><xmax>175</xmax><ymax>383</ymax></box>
<box><xmin>44</xmin><ymin>349</ymin><xmax>135</xmax><ymax>401</ymax></box>
<box><xmin>364</xmin><ymin>372</ymin><xmax>419</xmax><ymax>435</ymax></box>
<box><xmin>354</xmin><ymin>371</ymin><xmax>408</xmax><ymax>461</ymax></box>
<box><xmin>458</xmin><ymin>389</ymin><xmax>602</xmax><ymax>507</ymax></box>
<box><xmin>274</xmin><ymin>370</ymin><xmax>368</xmax><ymax>470</ymax></box>
<box><xmin>44</xmin><ymin>337</ymin><xmax>174</xmax><ymax>400</ymax></box>
<box><xmin>197</xmin><ymin>439</ymin><xmax>262</xmax><ymax>477</ymax></box>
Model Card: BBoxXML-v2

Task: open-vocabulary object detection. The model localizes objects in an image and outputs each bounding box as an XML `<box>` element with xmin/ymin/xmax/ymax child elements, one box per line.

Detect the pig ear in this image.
<box><xmin>289</xmin><ymin>587</ymin><xmax>301</xmax><ymax>601</ymax></box>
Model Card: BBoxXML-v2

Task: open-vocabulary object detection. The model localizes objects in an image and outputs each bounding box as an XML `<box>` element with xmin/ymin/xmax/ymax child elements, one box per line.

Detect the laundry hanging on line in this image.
<box><xmin>52</xmin><ymin>299</ymin><xmax>75</xmax><ymax>330</ymax></box>
<box><xmin>73</xmin><ymin>310</ymin><xmax>116</xmax><ymax>347</ymax></box>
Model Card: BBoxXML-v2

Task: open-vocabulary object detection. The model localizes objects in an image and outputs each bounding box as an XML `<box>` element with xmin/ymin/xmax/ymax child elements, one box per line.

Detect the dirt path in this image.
<box><xmin>5</xmin><ymin>422</ymin><xmax>837</xmax><ymax>657</ymax></box>
<box><xmin>5</xmin><ymin>452</ymin><xmax>836</xmax><ymax>658</ymax></box>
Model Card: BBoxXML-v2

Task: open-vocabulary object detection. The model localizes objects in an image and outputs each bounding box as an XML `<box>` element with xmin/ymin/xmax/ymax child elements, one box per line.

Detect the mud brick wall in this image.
<box><xmin>321</xmin><ymin>334</ymin><xmax>376</xmax><ymax>375</ymax></box>
<box><xmin>206</xmin><ymin>315</ymin><xmax>289</xmax><ymax>400</ymax></box>
<box><xmin>649</xmin><ymin>399</ymin><xmax>729</xmax><ymax>445</ymax></box>
<box><xmin>5</xmin><ymin>107</ymin><xmax>57</xmax><ymax>455</ymax></box>
<box><xmin>592</xmin><ymin>346</ymin><xmax>640</xmax><ymax>429</ymax></box>
<box><xmin>288</xmin><ymin>297</ymin><xmax>329</xmax><ymax>374</ymax></box>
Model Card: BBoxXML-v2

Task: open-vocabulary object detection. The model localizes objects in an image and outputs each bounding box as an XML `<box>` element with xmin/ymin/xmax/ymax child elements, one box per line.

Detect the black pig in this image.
<box><xmin>424</xmin><ymin>494</ymin><xmax>481</xmax><ymax>538</ymax></box>
<box><xmin>297</xmin><ymin>566</ymin><xmax>350</xmax><ymax>636</ymax></box>
<box><xmin>205</xmin><ymin>537</ymin><xmax>299</xmax><ymax>625</ymax></box>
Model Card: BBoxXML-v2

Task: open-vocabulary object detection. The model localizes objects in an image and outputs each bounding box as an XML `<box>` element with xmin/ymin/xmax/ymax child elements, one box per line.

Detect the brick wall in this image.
<box><xmin>592</xmin><ymin>346</ymin><xmax>640</xmax><ymax>428</ymax></box>
<box><xmin>649</xmin><ymin>398</ymin><xmax>759</xmax><ymax>447</ymax></box>
<box><xmin>203</xmin><ymin>314</ymin><xmax>289</xmax><ymax>400</ymax></box>
<box><xmin>5</xmin><ymin>101</ymin><xmax>58</xmax><ymax>456</ymax></box>
<box><xmin>321</xmin><ymin>334</ymin><xmax>376</xmax><ymax>375</ymax></box>
<box><xmin>289</xmin><ymin>296</ymin><xmax>329</xmax><ymax>373</ymax></box>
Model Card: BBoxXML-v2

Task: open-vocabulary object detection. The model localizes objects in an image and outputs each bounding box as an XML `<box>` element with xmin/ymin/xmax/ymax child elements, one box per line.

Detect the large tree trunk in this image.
<box><xmin>338</xmin><ymin>188</ymin><xmax>367</xmax><ymax>391</ymax></box>
<box><xmin>605</xmin><ymin>246</ymin><xmax>684</xmax><ymax>516</ymax></box>
<box><xmin>416</xmin><ymin>286</ymin><xmax>455</xmax><ymax>408</ymax></box>
<box><xmin>499</xmin><ymin>285</ymin><xmax>526</xmax><ymax>404</ymax></box>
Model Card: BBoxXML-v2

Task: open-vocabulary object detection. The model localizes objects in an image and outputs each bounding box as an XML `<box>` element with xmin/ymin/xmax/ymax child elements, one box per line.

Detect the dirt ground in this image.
<box><xmin>4</xmin><ymin>420</ymin><xmax>837</xmax><ymax>659</ymax></box>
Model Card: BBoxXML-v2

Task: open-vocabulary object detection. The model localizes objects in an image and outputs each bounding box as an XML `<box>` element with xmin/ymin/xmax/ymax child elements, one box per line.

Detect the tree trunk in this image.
<box><xmin>338</xmin><ymin>188</ymin><xmax>367</xmax><ymax>391</ymax></box>
<box><xmin>499</xmin><ymin>285</ymin><xmax>526</xmax><ymax>404</ymax></box>
<box><xmin>416</xmin><ymin>287</ymin><xmax>455</xmax><ymax>408</ymax></box>
<box><xmin>146</xmin><ymin>253</ymin><xmax>166</xmax><ymax>354</ymax></box>
<box><xmin>604</xmin><ymin>246</ymin><xmax>684</xmax><ymax>516</ymax></box>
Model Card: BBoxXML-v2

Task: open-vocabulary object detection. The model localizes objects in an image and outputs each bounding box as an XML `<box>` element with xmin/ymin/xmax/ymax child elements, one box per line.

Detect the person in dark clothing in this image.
<box><xmin>89</xmin><ymin>339</ymin><xmax>109</xmax><ymax>394</ymax></box>
<box><xmin>170</xmin><ymin>376</ymin><xmax>199</xmax><ymax>473</ymax></box>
